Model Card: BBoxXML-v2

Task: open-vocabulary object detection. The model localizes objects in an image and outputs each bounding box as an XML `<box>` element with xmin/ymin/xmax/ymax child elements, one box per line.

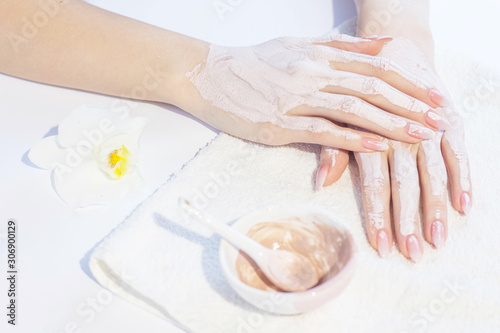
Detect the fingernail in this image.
<box><xmin>376</xmin><ymin>230</ymin><xmax>390</xmax><ymax>258</ymax></box>
<box><xmin>364</xmin><ymin>35</ymin><xmax>393</xmax><ymax>41</ymax></box>
<box><xmin>425</xmin><ymin>111</ymin><xmax>452</xmax><ymax>130</ymax></box>
<box><xmin>315</xmin><ymin>163</ymin><xmax>329</xmax><ymax>191</ymax></box>
<box><xmin>460</xmin><ymin>192</ymin><xmax>471</xmax><ymax>214</ymax></box>
<box><xmin>406</xmin><ymin>124</ymin><xmax>435</xmax><ymax>140</ymax></box>
<box><xmin>406</xmin><ymin>235</ymin><xmax>422</xmax><ymax>263</ymax></box>
<box><xmin>362</xmin><ymin>138</ymin><xmax>389</xmax><ymax>151</ymax></box>
<box><xmin>431</xmin><ymin>220</ymin><xmax>445</xmax><ymax>249</ymax></box>
<box><xmin>429</xmin><ymin>89</ymin><xmax>449</xmax><ymax>106</ymax></box>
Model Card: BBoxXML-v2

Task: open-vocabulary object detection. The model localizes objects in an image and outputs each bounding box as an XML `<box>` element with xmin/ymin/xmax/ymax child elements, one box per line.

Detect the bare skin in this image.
<box><xmin>0</xmin><ymin>0</ymin><xmax>206</xmax><ymax>107</ymax></box>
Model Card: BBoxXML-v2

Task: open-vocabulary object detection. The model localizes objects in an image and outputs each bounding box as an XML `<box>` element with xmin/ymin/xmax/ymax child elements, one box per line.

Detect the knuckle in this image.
<box><xmin>361</xmin><ymin>76</ymin><xmax>385</xmax><ymax>96</ymax></box>
<box><xmin>427</xmin><ymin>200</ymin><xmax>447</xmax><ymax>211</ymax></box>
<box><xmin>339</xmin><ymin>96</ymin><xmax>363</xmax><ymax>113</ymax></box>
<box><xmin>371</xmin><ymin>57</ymin><xmax>394</xmax><ymax>73</ymax></box>
<box><xmin>392</xmin><ymin>143</ymin><xmax>419</xmax><ymax>185</ymax></box>
<box><xmin>287</xmin><ymin>59</ymin><xmax>311</xmax><ymax>74</ymax></box>
<box><xmin>331</xmin><ymin>126</ymin><xmax>351</xmax><ymax>147</ymax></box>
<box><xmin>381</xmin><ymin>115</ymin><xmax>405</xmax><ymax>132</ymax></box>
<box><xmin>406</xmin><ymin>98</ymin><xmax>428</xmax><ymax>113</ymax></box>
<box><xmin>323</xmin><ymin>146</ymin><xmax>340</xmax><ymax>157</ymax></box>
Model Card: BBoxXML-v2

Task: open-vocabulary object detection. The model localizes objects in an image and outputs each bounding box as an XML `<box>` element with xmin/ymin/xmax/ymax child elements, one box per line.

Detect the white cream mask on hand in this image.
<box><xmin>391</xmin><ymin>141</ymin><xmax>419</xmax><ymax>236</ymax></box>
<box><xmin>324</xmin><ymin>146</ymin><xmax>339</xmax><ymax>165</ymax></box>
<box><xmin>187</xmin><ymin>33</ymin><xmax>432</xmax><ymax>139</ymax></box>
<box><xmin>358</xmin><ymin>152</ymin><xmax>386</xmax><ymax>233</ymax></box>
<box><xmin>443</xmin><ymin>116</ymin><xmax>470</xmax><ymax>192</ymax></box>
<box><xmin>421</xmin><ymin>131</ymin><xmax>448</xmax><ymax>197</ymax></box>
<box><xmin>378</xmin><ymin>38</ymin><xmax>469</xmax><ymax>195</ymax></box>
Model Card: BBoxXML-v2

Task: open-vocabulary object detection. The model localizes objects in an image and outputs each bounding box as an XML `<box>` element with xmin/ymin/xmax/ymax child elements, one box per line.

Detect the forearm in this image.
<box><xmin>354</xmin><ymin>0</ymin><xmax>434</xmax><ymax>62</ymax></box>
<box><xmin>0</xmin><ymin>0</ymin><xmax>208</xmax><ymax>107</ymax></box>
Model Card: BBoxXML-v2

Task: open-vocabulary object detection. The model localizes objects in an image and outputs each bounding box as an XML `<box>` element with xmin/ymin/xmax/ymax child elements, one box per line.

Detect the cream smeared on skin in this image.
<box><xmin>235</xmin><ymin>216</ymin><xmax>348</xmax><ymax>292</ymax></box>
<box><xmin>188</xmin><ymin>33</ymin><xmax>433</xmax><ymax>138</ymax></box>
<box><xmin>444</xmin><ymin>116</ymin><xmax>471</xmax><ymax>192</ymax></box>
<box><xmin>305</xmin><ymin>91</ymin><xmax>408</xmax><ymax>131</ymax></box>
<box><xmin>376</xmin><ymin>38</ymin><xmax>433</xmax><ymax>90</ymax></box>
<box><xmin>421</xmin><ymin>131</ymin><xmax>447</xmax><ymax>196</ymax></box>
<box><xmin>392</xmin><ymin>141</ymin><xmax>419</xmax><ymax>236</ymax></box>
<box><xmin>374</xmin><ymin>38</ymin><xmax>469</xmax><ymax>235</ymax></box>
<box><xmin>358</xmin><ymin>153</ymin><xmax>386</xmax><ymax>233</ymax></box>
<box><xmin>379</xmin><ymin>38</ymin><xmax>470</xmax><ymax>193</ymax></box>
<box><xmin>324</xmin><ymin>146</ymin><xmax>339</xmax><ymax>165</ymax></box>
<box><xmin>318</xmin><ymin>73</ymin><xmax>431</xmax><ymax>115</ymax></box>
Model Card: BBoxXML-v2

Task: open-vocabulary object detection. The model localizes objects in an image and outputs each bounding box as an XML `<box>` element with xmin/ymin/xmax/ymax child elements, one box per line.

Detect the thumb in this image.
<box><xmin>315</xmin><ymin>146</ymin><xmax>350</xmax><ymax>191</ymax></box>
<box><xmin>315</xmin><ymin>33</ymin><xmax>393</xmax><ymax>56</ymax></box>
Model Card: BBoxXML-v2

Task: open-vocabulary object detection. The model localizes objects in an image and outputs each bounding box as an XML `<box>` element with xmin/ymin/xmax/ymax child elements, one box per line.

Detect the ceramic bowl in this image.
<box><xmin>219</xmin><ymin>204</ymin><xmax>356</xmax><ymax>315</ymax></box>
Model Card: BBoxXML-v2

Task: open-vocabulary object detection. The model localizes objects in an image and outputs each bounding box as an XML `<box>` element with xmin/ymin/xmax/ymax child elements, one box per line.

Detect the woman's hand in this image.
<box><xmin>0</xmin><ymin>1</ymin><xmax>447</xmax><ymax>153</ymax></box>
<box><xmin>316</xmin><ymin>38</ymin><xmax>472</xmax><ymax>261</ymax></box>
<box><xmin>180</xmin><ymin>33</ymin><xmax>450</xmax><ymax>151</ymax></box>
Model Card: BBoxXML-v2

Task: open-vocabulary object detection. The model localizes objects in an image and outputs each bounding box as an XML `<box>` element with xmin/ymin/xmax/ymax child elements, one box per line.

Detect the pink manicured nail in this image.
<box><xmin>377</xmin><ymin>230</ymin><xmax>390</xmax><ymax>258</ymax></box>
<box><xmin>425</xmin><ymin>111</ymin><xmax>452</xmax><ymax>130</ymax></box>
<box><xmin>406</xmin><ymin>235</ymin><xmax>422</xmax><ymax>262</ymax></box>
<box><xmin>362</xmin><ymin>138</ymin><xmax>389</xmax><ymax>151</ymax></box>
<box><xmin>460</xmin><ymin>192</ymin><xmax>471</xmax><ymax>214</ymax></box>
<box><xmin>429</xmin><ymin>89</ymin><xmax>449</xmax><ymax>106</ymax></box>
<box><xmin>431</xmin><ymin>221</ymin><xmax>445</xmax><ymax>249</ymax></box>
<box><xmin>315</xmin><ymin>163</ymin><xmax>329</xmax><ymax>192</ymax></box>
<box><xmin>364</xmin><ymin>35</ymin><xmax>393</xmax><ymax>41</ymax></box>
<box><xmin>406</xmin><ymin>124</ymin><xmax>435</xmax><ymax>140</ymax></box>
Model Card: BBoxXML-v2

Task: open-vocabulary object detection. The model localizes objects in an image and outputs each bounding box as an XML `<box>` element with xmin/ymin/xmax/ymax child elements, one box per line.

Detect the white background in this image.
<box><xmin>1</xmin><ymin>0</ymin><xmax>499</xmax><ymax>332</ymax></box>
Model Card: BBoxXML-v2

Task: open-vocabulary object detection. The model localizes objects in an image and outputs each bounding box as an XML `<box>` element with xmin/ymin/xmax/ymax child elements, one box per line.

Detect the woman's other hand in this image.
<box><xmin>315</xmin><ymin>38</ymin><xmax>471</xmax><ymax>261</ymax></box>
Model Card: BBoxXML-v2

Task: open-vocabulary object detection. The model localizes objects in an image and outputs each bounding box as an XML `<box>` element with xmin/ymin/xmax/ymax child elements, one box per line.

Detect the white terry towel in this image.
<box><xmin>88</xmin><ymin>45</ymin><xmax>500</xmax><ymax>332</ymax></box>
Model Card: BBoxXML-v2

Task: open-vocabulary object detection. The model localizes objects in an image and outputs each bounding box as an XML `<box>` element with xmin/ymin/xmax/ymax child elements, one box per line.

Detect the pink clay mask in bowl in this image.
<box><xmin>219</xmin><ymin>204</ymin><xmax>357</xmax><ymax>315</ymax></box>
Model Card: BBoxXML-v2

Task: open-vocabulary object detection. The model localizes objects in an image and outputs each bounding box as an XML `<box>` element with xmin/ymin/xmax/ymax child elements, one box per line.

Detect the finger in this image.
<box><xmin>297</xmin><ymin>92</ymin><xmax>435</xmax><ymax>143</ymax></box>
<box><xmin>313</xmin><ymin>33</ymin><xmax>393</xmax><ymax>56</ymax></box>
<box><xmin>315</xmin><ymin>146</ymin><xmax>349</xmax><ymax>190</ymax></box>
<box><xmin>282</xmin><ymin>116</ymin><xmax>390</xmax><ymax>152</ymax></box>
<box><xmin>441</xmin><ymin>115</ymin><xmax>472</xmax><ymax>214</ymax></box>
<box><xmin>417</xmin><ymin>131</ymin><xmax>448</xmax><ymax>248</ymax></box>
<box><xmin>354</xmin><ymin>150</ymin><xmax>392</xmax><ymax>257</ymax></box>
<box><xmin>311</xmin><ymin>48</ymin><xmax>448</xmax><ymax>108</ymax></box>
<box><xmin>388</xmin><ymin>141</ymin><xmax>424</xmax><ymax>262</ymax></box>
<box><xmin>318</xmin><ymin>70</ymin><xmax>452</xmax><ymax>130</ymax></box>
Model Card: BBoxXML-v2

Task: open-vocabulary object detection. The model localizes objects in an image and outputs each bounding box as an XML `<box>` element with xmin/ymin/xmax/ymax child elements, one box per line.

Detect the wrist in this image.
<box><xmin>147</xmin><ymin>32</ymin><xmax>210</xmax><ymax>109</ymax></box>
<box><xmin>355</xmin><ymin>0</ymin><xmax>434</xmax><ymax>62</ymax></box>
<box><xmin>355</xmin><ymin>0</ymin><xmax>431</xmax><ymax>36</ymax></box>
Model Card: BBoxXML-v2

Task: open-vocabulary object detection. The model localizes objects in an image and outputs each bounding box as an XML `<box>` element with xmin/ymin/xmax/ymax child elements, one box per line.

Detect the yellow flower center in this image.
<box><xmin>108</xmin><ymin>146</ymin><xmax>130</xmax><ymax>179</ymax></box>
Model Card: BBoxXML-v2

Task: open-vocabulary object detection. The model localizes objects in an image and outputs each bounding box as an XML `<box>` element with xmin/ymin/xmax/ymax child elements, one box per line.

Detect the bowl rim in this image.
<box><xmin>218</xmin><ymin>203</ymin><xmax>357</xmax><ymax>298</ymax></box>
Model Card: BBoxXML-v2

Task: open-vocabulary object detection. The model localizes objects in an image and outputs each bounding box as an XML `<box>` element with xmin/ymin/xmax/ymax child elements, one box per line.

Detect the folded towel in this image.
<box><xmin>88</xmin><ymin>34</ymin><xmax>500</xmax><ymax>332</ymax></box>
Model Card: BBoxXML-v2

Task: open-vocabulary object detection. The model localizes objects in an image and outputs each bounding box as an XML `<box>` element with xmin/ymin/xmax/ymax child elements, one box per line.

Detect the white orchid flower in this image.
<box><xmin>29</xmin><ymin>105</ymin><xmax>149</xmax><ymax>208</ymax></box>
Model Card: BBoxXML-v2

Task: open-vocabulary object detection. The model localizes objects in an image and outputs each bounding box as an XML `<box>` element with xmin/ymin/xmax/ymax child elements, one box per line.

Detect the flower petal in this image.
<box><xmin>51</xmin><ymin>158</ymin><xmax>142</xmax><ymax>208</ymax></box>
<box><xmin>28</xmin><ymin>136</ymin><xmax>68</xmax><ymax>169</ymax></box>
<box><xmin>30</xmin><ymin>105</ymin><xmax>149</xmax><ymax>208</ymax></box>
<box><xmin>57</xmin><ymin>105</ymin><xmax>149</xmax><ymax>151</ymax></box>
<box><xmin>100</xmin><ymin>117</ymin><xmax>149</xmax><ymax>156</ymax></box>
<box><xmin>57</xmin><ymin>105</ymin><xmax>134</xmax><ymax>148</ymax></box>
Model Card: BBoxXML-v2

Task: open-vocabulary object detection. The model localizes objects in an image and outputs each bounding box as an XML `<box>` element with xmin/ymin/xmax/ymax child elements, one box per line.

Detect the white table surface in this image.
<box><xmin>1</xmin><ymin>1</ymin><xmax>498</xmax><ymax>332</ymax></box>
